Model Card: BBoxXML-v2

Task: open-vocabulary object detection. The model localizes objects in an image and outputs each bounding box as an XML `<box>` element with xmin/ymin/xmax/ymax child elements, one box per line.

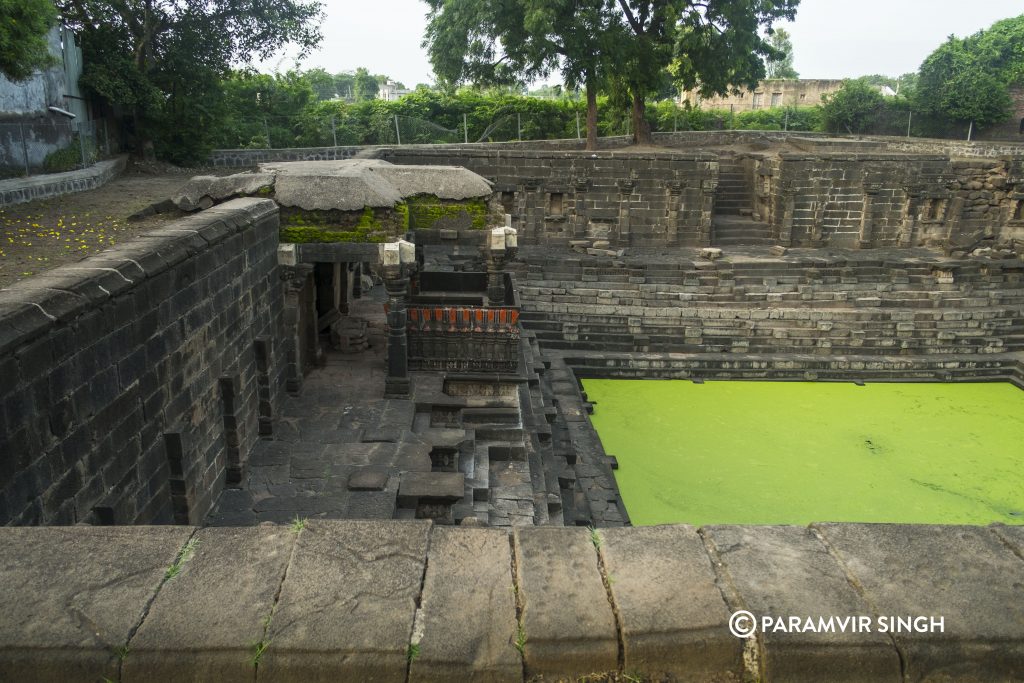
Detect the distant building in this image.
<box><xmin>378</xmin><ymin>81</ymin><xmax>412</xmax><ymax>102</ymax></box>
<box><xmin>681</xmin><ymin>79</ymin><xmax>850</xmax><ymax>111</ymax></box>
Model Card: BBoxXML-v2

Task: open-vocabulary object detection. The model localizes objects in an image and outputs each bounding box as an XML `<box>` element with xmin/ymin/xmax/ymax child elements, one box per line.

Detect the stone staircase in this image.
<box><xmin>712</xmin><ymin>215</ymin><xmax>774</xmax><ymax>246</ymax></box>
<box><xmin>515</xmin><ymin>256</ymin><xmax>1024</xmax><ymax>362</ymax></box>
<box><xmin>713</xmin><ymin>157</ymin><xmax>774</xmax><ymax>246</ymax></box>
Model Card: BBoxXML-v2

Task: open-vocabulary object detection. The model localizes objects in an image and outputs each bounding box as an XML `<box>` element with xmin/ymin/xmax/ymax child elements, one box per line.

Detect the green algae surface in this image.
<box><xmin>582</xmin><ymin>380</ymin><xmax>1024</xmax><ymax>526</ymax></box>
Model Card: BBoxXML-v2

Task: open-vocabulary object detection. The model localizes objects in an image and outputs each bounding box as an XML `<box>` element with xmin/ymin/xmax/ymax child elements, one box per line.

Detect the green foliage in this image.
<box><xmin>165</xmin><ymin>537</ymin><xmax>200</xmax><ymax>580</ymax></box>
<box><xmin>42</xmin><ymin>136</ymin><xmax>96</xmax><ymax>173</ymax></box>
<box><xmin>914</xmin><ymin>16</ymin><xmax>1022</xmax><ymax>130</ymax></box>
<box><xmin>59</xmin><ymin>0</ymin><xmax>324</xmax><ymax>164</ymax></box>
<box><xmin>821</xmin><ymin>79</ymin><xmax>889</xmax><ymax>134</ymax></box>
<box><xmin>406</xmin><ymin>643</ymin><xmax>420</xmax><ymax>663</ymax></box>
<box><xmin>765</xmin><ymin>28</ymin><xmax>799</xmax><ymax>80</ymax></box>
<box><xmin>0</xmin><ymin>0</ymin><xmax>57</xmax><ymax>81</ymax></box>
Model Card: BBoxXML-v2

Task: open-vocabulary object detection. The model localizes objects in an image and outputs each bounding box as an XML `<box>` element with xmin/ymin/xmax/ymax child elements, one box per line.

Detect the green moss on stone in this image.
<box><xmin>406</xmin><ymin>195</ymin><xmax>489</xmax><ymax>230</ymax></box>
<box><xmin>280</xmin><ymin>226</ymin><xmax>389</xmax><ymax>243</ymax></box>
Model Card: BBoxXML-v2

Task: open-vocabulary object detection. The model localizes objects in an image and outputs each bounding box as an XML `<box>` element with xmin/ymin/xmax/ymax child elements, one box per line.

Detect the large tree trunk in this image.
<box><xmin>631</xmin><ymin>92</ymin><xmax>652</xmax><ymax>145</ymax></box>
<box><xmin>585</xmin><ymin>76</ymin><xmax>598</xmax><ymax>151</ymax></box>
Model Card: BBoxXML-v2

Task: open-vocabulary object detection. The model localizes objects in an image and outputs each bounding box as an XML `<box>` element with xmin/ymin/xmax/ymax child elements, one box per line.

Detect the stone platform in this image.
<box><xmin>1</xmin><ymin>521</ymin><xmax>1022</xmax><ymax>682</ymax></box>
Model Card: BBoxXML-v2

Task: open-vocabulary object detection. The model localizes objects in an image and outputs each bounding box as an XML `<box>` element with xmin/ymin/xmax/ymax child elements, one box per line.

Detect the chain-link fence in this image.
<box><xmin>0</xmin><ymin>119</ymin><xmax>115</xmax><ymax>178</ymax></box>
<box><xmin>208</xmin><ymin>101</ymin><xmax>1020</xmax><ymax>152</ymax></box>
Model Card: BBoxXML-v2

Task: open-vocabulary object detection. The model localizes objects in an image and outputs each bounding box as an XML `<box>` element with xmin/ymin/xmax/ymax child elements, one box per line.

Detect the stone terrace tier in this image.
<box><xmin>1</xmin><ymin>521</ymin><xmax>1022</xmax><ymax>682</ymax></box>
<box><xmin>515</xmin><ymin>246</ymin><xmax>1024</xmax><ymax>361</ymax></box>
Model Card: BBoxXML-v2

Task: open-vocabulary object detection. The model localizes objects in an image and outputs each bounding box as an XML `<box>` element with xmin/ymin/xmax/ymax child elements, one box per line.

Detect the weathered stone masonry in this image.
<box><xmin>0</xmin><ymin>198</ymin><xmax>287</xmax><ymax>525</ymax></box>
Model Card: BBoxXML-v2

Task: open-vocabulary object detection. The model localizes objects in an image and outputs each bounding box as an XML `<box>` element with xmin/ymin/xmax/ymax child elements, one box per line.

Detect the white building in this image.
<box><xmin>378</xmin><ymin>81</ymin><xmax>412</xmax><ymax>102</ymax></box>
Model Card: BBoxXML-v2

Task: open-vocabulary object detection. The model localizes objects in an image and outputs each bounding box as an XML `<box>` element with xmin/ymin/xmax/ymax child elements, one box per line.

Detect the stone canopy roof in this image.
<box><xmin>172</xmin><ymin>159</ymin><xmax>493</xmax><ymax>212</ymax></box>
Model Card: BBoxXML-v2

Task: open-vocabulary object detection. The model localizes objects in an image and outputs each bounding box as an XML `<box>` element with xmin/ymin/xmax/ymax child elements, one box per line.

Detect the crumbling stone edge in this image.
<box><xmin>2</xmin><ymin>520</ymin><xmax>1023</xmax><ymax>682</ymax></box>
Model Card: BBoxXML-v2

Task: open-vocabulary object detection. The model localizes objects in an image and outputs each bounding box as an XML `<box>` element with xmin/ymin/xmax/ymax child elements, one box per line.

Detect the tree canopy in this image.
<box><xmin>914</xmin><ymin>14</ymin><xmax>1023</xmax><ymax>130</ymax></box>
<box><xmin>57</xmin><ymin>0</ymin><xmax>324</xmax><ymax>163</ymax></box>
<box><xmin>423</xmin><ymin>0</ymin><xmax>613</xmax><ymax>149</ymax></box>
<box><xmin>610</xmin><ymin>0</ymin><xmax>800</xmax><ymax>143</ymax></box>
<box><xmin>765</xmin><ymin>28</ymin><xmax>798</xmax><ymax>79</ymax></box>
<box><xmin>0</xmin><ymin>0</ymin><xmax>58</xmax><ymax>81</ymax></box>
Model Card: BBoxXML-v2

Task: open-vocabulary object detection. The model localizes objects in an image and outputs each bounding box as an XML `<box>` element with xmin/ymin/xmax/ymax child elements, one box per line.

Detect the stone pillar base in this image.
<box><xmin>384</xmin><ymin>376</ymin><xmax>411</xmax><ymax>398</ymax></box>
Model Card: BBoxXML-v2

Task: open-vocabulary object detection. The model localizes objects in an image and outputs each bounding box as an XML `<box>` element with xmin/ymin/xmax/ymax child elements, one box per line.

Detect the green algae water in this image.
<box><xmin>583</xmin><ymin>380</ymin><xmax>1024</xmax><ymax>526</ymax></box>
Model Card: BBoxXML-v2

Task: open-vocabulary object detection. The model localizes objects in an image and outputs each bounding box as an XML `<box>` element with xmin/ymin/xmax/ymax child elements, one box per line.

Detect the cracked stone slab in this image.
<box><xmin>260</xmin><ymin>159</ymin><xmax>492</xmax><ymax>211</ymax></box>
<box><xmin>703</xmin><ymin>525</ymin><xmax>900</xmax><ymax>682</ymax></box>
<box><xmin>258</xmin><ymin>520</ymin><xmax>431</xmax><ymax>682</ymax></box>
<box><xmin>513</xmin><ymin>527</ymin><xmax>618</xmax><ymax>678</ymax></box>
<box><xmin>599</xmin><ymin>525</ymin><xmax>743</xmax><ymax>681</ymax></box>
<box><xmin>410</xmin><ymin>527</ymin><xmax>521</xmax><ymax>682</ymax></box>
<box><xmin>123</xmin><ymin>526</ymin><xmax>294</xmax><ymax>682</ymax></box>
<box><xmin>0</xmin><ymin>526</ymin><xmax>194</xmax><ymax>682</ymax></box>
<box><xmin>814</xmin><ymin>523</ymin><xmax>1024</xmax><ymax>681</ymax></box>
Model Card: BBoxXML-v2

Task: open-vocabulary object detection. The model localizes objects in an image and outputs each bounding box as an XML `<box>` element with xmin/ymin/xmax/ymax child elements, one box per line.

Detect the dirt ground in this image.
<box><xmin>0</xmin><ymin>161</ymin><xmax>245</xmax><ymax>289</ymax></box>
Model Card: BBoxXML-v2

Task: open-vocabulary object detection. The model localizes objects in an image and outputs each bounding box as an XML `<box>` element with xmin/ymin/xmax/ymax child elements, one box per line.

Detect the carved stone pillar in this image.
<box><xmin>616</xmin><ymin>176</ymin><xmax>636</xmax><ymax>246</ymax></box>
<box><xmin>573</xmin><ymin>176</ymin><xmax>589</xmax><ymax>239</ymax></box>
<box><xmin>857</xmin><ymin>182</ymin><xmax>881</xmax><ymax>249</ymax></box>
<box><xmin>282</xmin><ymin>263</ymin><xmax>314</xmax><ymax>396</ymax></box>
<box><xmin>698</xmin><ymin>178</ymin><xmax>717</xmax><ymax>246</ymax></box>
<box><xmin>384</xmin><ymin>264</ymin><xmax>412</xmax><ymax>398</ymax></box>
<box><xmin>666</xmin><ymin>180</ymin><xmax>683</xmax><ymax>245</ymax></box>
<box><xmin>780</xmin><ymin>180</ymin><xmax>797</xmax><ymax>247</ymax></box>
<box><xmin>522</xmin><ymin>177</ymin><xmax>541</xmax><ymax>243</ymax></box>
<box><xmin>898</xmin><ymin>184</ymin><xmax>921</xmax><ymax>247</ymax></box>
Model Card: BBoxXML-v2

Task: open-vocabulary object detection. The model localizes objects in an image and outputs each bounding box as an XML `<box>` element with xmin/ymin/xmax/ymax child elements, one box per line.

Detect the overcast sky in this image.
<box><xmin>268</xmin><ymin>0</ymin><xmax>1024</xmax><ymax>87</ymax></box>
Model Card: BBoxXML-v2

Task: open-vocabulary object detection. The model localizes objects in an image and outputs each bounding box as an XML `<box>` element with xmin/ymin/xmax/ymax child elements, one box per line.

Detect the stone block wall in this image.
<box><xmin>380</xmin><ymin>147</ymin><xmax>719</xmax><ymax>248</ymax></box>
<box><xmin>0</xmin><ymin>198</ymin><xmax>287</xmax><ymax>526</ymax></box>
<box><xmin>516</xmin><ymin>252</ymin><xmax>1024</xmax><ymax>369</ymax></box>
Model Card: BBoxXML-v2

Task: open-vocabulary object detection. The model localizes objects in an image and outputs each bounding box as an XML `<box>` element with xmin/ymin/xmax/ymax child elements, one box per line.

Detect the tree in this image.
<box><xmin>0</xmin><ymin>0</ymin><xmax>58</xmax><ymax>81</ymax></box>
<box><xmin>423</xmin><ymin>0</ymin><xmax>613</xmax><ymax>150</ymax></box>
<box><xmin>820</xmin><ymin>78</ymin><xmax>886</xmax><ymax>134</ymax></box>
<box><xmin>58</xmin><ymin>0</ymin><xmax>323</xmax><ymax>163</ymax></box>
<box><xmin>611</xmin><ymin>0</ymin><xmax>800</xmax><ymax>144</ymax></box>
<box><xmin>915</xmin><ymin>16</ymin><xmax>1024</xmax><ymax>131</ymax></box>
<box><xmin>353</xmin><ymin>67</ymin><xmax>379</xmax><ymax>101</ymax></box>
<box><xmin>765</xmin><ymin>28</ymin><xmax>798</xmax><ymax>79</ymax></box>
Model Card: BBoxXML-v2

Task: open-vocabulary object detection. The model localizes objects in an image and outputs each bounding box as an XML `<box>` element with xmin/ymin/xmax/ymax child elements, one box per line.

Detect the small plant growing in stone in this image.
<box><xmin>251</xmin><ymin>639</ymin><xmax>270</xmax><ymax>667</ymax></box>
<box><xmin>113</xmin><ymin>644</ymin><xmax>130</xmax><ymax>661</ymax></box>
<box><xmin>406</xmin><ymin>642</ymin><xmax>420</xmax><ymax>663</ymax></box>
<box><xmin>289</xmin><ymin>515</ymin><xmax>307</xmax><ymax>533</ymax></box>
<box><xmin>589</xmin><ymin>527</ymin><xmax>602</xmax><ymax>549</ymax></box>
<box><xmin>514</xmin><ymin>624</ymin><xmax>527</xmax><ymax>655</ymax></box>
<box><xmin>165</xmin><ymin>537</ymin><xmax>200</xmax><ymax>580</ymax></box>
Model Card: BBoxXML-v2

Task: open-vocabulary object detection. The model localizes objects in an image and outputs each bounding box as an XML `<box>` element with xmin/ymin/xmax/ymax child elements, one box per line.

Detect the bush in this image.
<box><xmin>42</xmin><ymin>135</ymin><xmax>96</xmax><ymax>173</ymax></box>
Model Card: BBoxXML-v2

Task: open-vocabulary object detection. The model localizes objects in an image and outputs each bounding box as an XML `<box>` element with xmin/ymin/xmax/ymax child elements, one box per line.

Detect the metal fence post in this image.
<box><xmin>463</xmin><ymin>113</ymin><xmax>468</xmax><ymax>143</ymax></box>
<box><xmin>264</xmin><ymin>117</ymin><xmax>271</xmax><ymax>148</ymax></box>
<box><xmin>20</xmin><ymin>124</ymin><xmax>31</xmax><ymax>175</ymax></box>
<box><xmin>78</xmin><ymin>121</ymin><xmax>88</xmax><ymax>169</ymax></box>
<box><xmin>907</xmin><ymin>110</ymin><xmax>913</xmax><ymax>138</ymax></box>
<box><xmin>394</xmin><ymin>114</ymin><xmax>401</xmax><ymax>145</ymax></box>
<box><xmin>576</xmin><ymin>111</ymin><xmax>581</xmax><ymax>139</ymax></box>
<box><xmin>331</xmin><ymin>116</ymin><xmax>337</xmax><ymax>147</ymax></box>
<box><xmin>517</xmin><ymin>113</ymin><xmax>522</xmax><ymax>141</ymax></box>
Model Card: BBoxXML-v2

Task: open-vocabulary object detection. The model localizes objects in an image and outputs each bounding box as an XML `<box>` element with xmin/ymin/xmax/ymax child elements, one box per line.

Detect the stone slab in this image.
<box><xmin>814</xmin><ymin>523</ymin><xmax>1024</xmax><ymax>681</ymax></box>
<box><xmin>399</xmin><ymin>471</ymin><xmax>466</xmax><ymax>502</ymax></box>
<box><xmin>258</xmin><ymin>520</ymin><xmax>431</xmax><ymax>682</ymax></box>
<box><xmin>0</xmin><ymin>526</ymin><xmax>194</xmax><ymax>682</ymax></box>
<box><xmin>124</xmin><ymin>526</ymin><xmax>295</xmax><ymax>682</ymax></box>
<box><xmin>703</xmin><ymin>525</ymin><xmax>901</xmax><ymax>682</ymax></box>
<box><xmin>513</xmin><ymin>527</ymin><xmax>618</xmax><ymax>678</ymax></box>
<box><xmin>600</xmin><ymin>525</ymin><xmax>743</xmax><ymax>681</ymax></box>
<box><xmin>410</xmin><ymin>527</ymin><xmax>521</xmax><ymax>682</ymax></box>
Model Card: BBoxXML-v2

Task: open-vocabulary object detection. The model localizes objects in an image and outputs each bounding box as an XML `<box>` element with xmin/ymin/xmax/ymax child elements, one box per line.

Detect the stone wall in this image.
<box><xmin>381</xmin><ymin>147</ymin><xmax>719</xmax><ymax>248</ymax></box>
<box><xmin>0</xmin><ymin>156</ymin><xmax>127</xmax><ymax>207</ymax></box>
<box><xmin>2</xmin><ymin>520</ymin><xmax>1022</xmax><ymax>682</ymax></box>
<box><xmin>0</xmin><ymin>198</ymin><xmax>287</xmax><ymax>525</ymax></box>
<box><xmin>516</xmin><ymin>251</ymin><xmax>1024</xmax><ymax>367</ymax></box>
